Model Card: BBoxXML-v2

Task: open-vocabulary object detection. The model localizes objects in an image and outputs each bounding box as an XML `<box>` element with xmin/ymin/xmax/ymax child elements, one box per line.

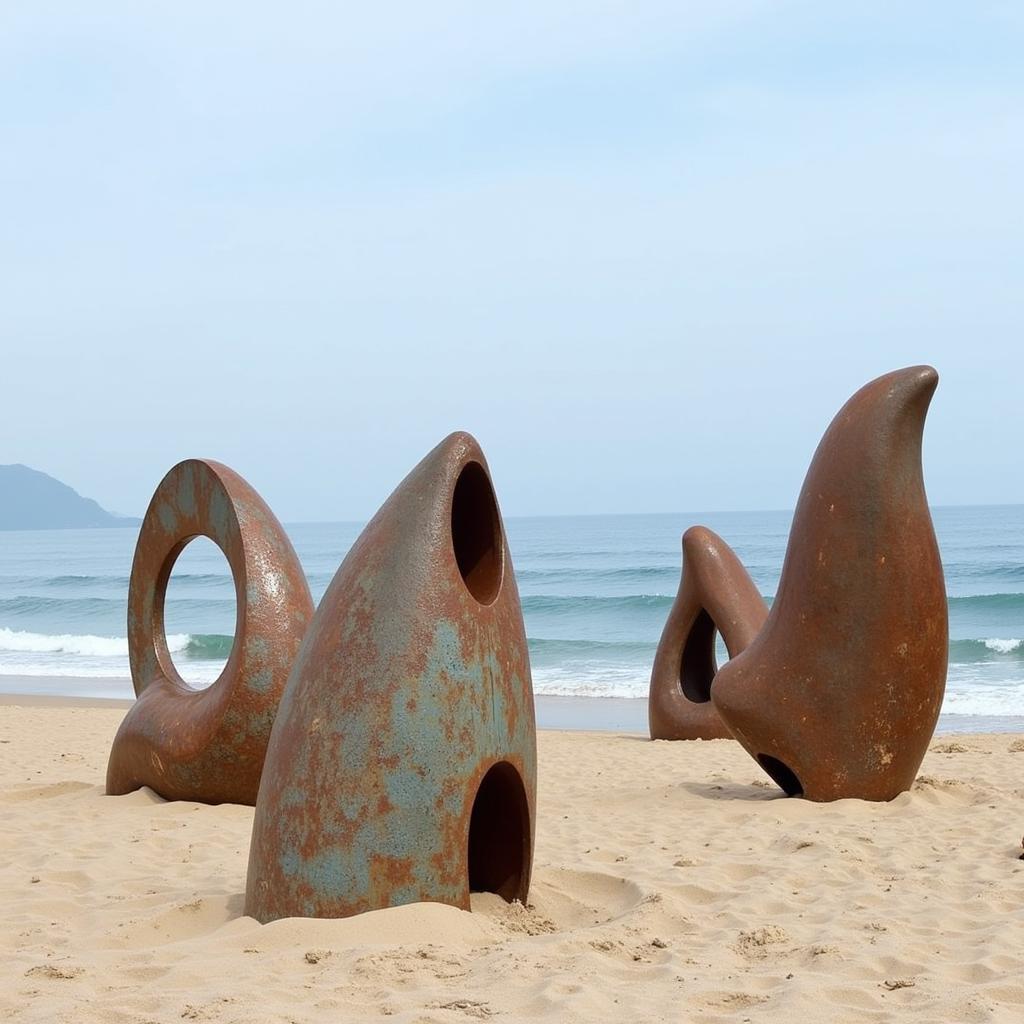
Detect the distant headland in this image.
<box><xmin>0</xmin><ymin>464</ymin><xmax>140</xmax><ymax>531</ymax></box>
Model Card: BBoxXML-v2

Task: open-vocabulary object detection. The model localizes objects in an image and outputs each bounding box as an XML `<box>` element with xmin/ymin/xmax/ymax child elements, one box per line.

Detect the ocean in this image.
<box><xmin>1</xmin><ymin>506</ymin><xmax>1022</xmax><ymax>725</ymax></box>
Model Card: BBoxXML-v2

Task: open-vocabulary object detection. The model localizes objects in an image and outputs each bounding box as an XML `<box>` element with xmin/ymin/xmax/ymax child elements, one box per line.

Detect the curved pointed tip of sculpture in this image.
<box><xmin>838</xmin><ymin>365</ymin><xmax>939</xmax><ymax>436</ymax></box>
<box><xmin>879</xmin><ymin>364</ymin><xmax>939</xmax><ymax>403</ymax></box>
<box><xmin>440</xmin><ymin>429</ymin><xmax>482</xmax><ymax>448</ymax></box>
<box><xmin>403</xmin><ymin>432</ymin><xmax>491</xmax><ymax>483</ymax></box>
<box><xmin>880</xmin><ymin>365</ymin><xmax>940</xmax><ymax>428</ymax></box>
<box><xmin>897</xmin><ymin>363</ymin><xmax>938</xmax><ymax>392</ymax></box>
<box><xmin>681</xmin><ymin>525</ymin><xmax>724</xmax><ymax>559</ymax></box>
<box><xmin>432</xmin><ymin>430</ymin><xmax>486</xmax><ymax>465</ymax></box>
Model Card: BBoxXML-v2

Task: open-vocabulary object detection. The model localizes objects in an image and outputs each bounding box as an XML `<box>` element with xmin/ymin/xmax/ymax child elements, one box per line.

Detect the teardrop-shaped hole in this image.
<box><xmin>451</xmin><ymin>461</ymin><xmax>503</xmax><ymax>605</ymax></box>
<box><xmin>679</xmin><ymin>608</ymin><xmax>718</xmax><ymax>703</ymax></box>
<box><xmin>155</xmin><ymin>535</ymin><xmax>238</xmax><ymax>691</ymax></box>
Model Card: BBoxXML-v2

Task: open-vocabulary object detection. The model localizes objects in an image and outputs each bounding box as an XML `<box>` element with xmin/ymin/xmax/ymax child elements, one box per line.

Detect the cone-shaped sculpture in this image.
<box><xmin>649</xmin><ymin>527</ymin><xmax>768</xmax><ymax>740</ymax></box>
<box><xmin>246</xmin><ymin>432</ymin><xmax>536</xmax><ymax>922</ymax></box>
<box><xmin>106</xmin><ymin>460</ymin><xmax>314</xmax><ymax>805</ymax></box>
<box><xmin>711</xmin><ymin>366</ymin><xmax>947</xmax><ymax>801</ymax></box>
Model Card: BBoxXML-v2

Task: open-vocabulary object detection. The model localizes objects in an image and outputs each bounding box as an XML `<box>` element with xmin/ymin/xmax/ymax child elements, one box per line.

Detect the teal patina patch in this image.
<box><xmin>425</xmin><ymin>620</ymin><xmax>466</xmax><ymax>680</ymax></box>
<box><xmin>382</xmin><ymin>763</ymin><xmax>434</xmax><ymax>817</ymax></box>
<box><xmin>280</xmin><ymin>785</ymin><xmax>305</xmax><ymax>810</ymax></box>
<box><xmin>206</xmin><ymin>484</ymin><xmax>233</xmax><ymax>544</ymax></box>
<box><xmin>156</xmin><ymin>501</ymin><xmax>177</xmax><ymax>534</ymax></box>
<box><xmin>178</xmin><ymin>463</ymin><xmax>198</xmax><ymax>519</ymax></box>
<box><xmin>386</xmin><ymin>885</ymin><xmax>422</xmax><ymax>907</ymax></box>
<box><xmin>294</xmin><ymin>847</ymin><xmax>367</xmax><ymax>902</ymax></box>
<box><xmin>417</xmin><ymin>620</ymin><xmax>490</xmax><ymax>763</ymax></box>
<box><xmin>247</xmin><ymin>667</ymin><xmax>273</xmax><ymax>694</ymax></box>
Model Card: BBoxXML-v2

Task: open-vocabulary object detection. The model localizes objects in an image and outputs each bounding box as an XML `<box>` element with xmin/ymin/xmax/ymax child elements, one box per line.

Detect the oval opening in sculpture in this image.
<box><xmin>451</xmin><ymin>461</ymin><xmax>503</xmax><ymax>605</ymax></box>
<box><xmin>468</xmin><ymin>761</ymin><xmax>529</xmax><ymax>902</ymax></box>
<box><xmin>154</xmin><ymin>535</ymin><xmax>239</xmax><ymax>692</ymax></box>
<box><xmin>679</xmin><ymin>608</ymin><xmax>719</xmax><ymax>703</ymax></box>
<box><xmin>757</xmin><ymin>754</ymin><xmax>804</xmax><ymax>797</ymax></box>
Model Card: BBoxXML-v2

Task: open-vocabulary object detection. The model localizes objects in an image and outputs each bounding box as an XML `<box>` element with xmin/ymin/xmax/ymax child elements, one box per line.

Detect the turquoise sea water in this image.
<box><xmin>0</xmin><ymin>507</ymin><xmax>1022</xmax><ymax>722</ymax></box>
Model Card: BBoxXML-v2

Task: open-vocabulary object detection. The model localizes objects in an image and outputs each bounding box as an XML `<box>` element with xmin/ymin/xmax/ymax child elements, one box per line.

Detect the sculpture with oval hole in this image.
<box><xmin>649</xmin><ymin>526</ymin><xmax>768</xmax><ymax>740</ymax></box>
<box><xmin>106</xmin><ymin>459</ymin><xmax>314</xmax><ymax>806</ymax></box>
<box><xmin>711</xmin><ymin>366</ymin><xmax>948</xmax><ymax>802</ymax></box>
<box><xmin>245</xmin><ymin>432</ymin><xmax>536</xmax><ymax>922</ymax></box>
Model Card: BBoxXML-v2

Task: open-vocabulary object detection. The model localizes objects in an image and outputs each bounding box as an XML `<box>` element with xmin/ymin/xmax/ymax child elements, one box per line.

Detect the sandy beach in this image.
<box><xmin>2</xmin><ymin>699</ymin><xmax>1023</xmax><ymax>1023</ymax></box>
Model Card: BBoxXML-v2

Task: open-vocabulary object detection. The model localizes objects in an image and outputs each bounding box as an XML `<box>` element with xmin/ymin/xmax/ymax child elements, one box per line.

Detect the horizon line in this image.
<box><xmin>279</xmin><ymin>500</ymin><xmax>1024</xmax><ymax>528</ymax></box>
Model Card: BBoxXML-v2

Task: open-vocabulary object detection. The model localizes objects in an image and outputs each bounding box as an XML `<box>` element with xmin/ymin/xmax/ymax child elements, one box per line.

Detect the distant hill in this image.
<box><xmin>0</xmin><ymin>464</ymin><xmax>141</xmax><ymax>530</ymax></box>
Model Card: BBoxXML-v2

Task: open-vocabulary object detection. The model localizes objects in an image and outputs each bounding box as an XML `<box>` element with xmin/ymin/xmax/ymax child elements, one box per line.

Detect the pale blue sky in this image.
<box><xmin>2</xmin><ymin>2</ymin><xmax>1021</xmax><ymax>520</ymax></box>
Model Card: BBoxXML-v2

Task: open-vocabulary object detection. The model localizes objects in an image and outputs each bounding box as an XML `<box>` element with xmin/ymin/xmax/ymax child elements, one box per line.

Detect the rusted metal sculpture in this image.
<box><xmin>246</xmin><ymin>432</ymin><xmax>536</xmax><ymax>923</ymax></box>
<box><xmin>106</xmin><ymin>460</ymin><xmax>314</xmax><ymax>805</ymax></box>
<box><xmin>649</xmin><ymin>526</ymin><xmax>768</xmax><ymax>740</ymax></box>
<box><xmin>711</xmin><ymin>366</ymin><xmax>948</xmax><ymax>801</ymax></box>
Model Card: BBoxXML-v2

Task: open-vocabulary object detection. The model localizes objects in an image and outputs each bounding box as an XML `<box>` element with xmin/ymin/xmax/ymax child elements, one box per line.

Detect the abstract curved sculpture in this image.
<box><xmin>106</xmin><ymin>459</ymin><xmax>314</xmax><ymax>805</ymax></box>
<box><xmin>711</xmin><ymin>366</ymin><xmax>948</xmax><ymax>801</ymax></box>
<box><xmin>649</xmin><ymin>526</ymin><xmax>768</xmax><ymax>740</ymax></box>
<box><xmin>246</xmin><ymin>431</ymin><xmax>536</xmax><ymax>923</ymax></box>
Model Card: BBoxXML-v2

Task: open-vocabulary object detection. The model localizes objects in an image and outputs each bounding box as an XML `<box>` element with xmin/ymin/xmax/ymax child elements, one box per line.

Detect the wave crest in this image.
<box><xmin>0</xmin><ymin>627</ymin><xmax>234</xmax><ymax>659</ymax></box>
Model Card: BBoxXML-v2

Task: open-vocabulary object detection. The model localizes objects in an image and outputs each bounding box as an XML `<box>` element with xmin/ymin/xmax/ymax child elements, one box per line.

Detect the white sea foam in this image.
<box><xmin>983</xmin><ymin>637</ymin><xmax>1023</xmax><ymax>654</ymax></box>
<box><xmin>0</xmin><ymin>627</ymin><xmax>191</xmax><ymax>657</ymax></box>
<box><xmin>532</xmin><ymin>662</ymin><xmax>1024</xmax><ymax>718</ymax></box>
<box><xmin>0</xmin><ymin>627</ymin><xmax>223</xmax><ymax>684</ymax></box>
<box><xmin>2</xmin><ymin>628</ymin><xmax>1024</xmax><ymax>718</ymax></box>
<box><xmin>532</xmin><ymin>664</ymin><xmax>649</xmax><ymax>700</ymax></box>
<box><xmin>942</xmin><ymin>682</ymin><xmax>1024</xmax><ymax>716</ymax></box>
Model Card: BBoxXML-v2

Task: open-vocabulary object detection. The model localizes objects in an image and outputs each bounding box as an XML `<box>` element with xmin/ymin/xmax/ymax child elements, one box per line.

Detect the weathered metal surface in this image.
<box><xmin>106</xmin><ymin>459</ymin><xmax>314</xmax><ymax>805</ymax></box>
<box><xmin>649</xmin><ymin>526</ymin><xmax>768</xmax><ymax>740</ymax></box>
<box><xmin>711</xmin><ymin>366</ymin><xmax>948</xmax><ymax>801</ymax></box>
<box><xmin>245</xmin><ymin>432</ymin><xmax>536</xmax><ymax>922</ymax></box>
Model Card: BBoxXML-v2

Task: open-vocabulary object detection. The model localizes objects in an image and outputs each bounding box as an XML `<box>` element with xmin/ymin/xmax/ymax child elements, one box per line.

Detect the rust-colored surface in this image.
<box><xmin>649</xmin><ymin>526</ymin><xmax>768</xmax><ymax>740</ymax></box>
<box><xmin>106</xmin><ymin>460</ymin><xmax>314</xmax><ymax>805</ymax></box>
<box><xmin>711</xmin><ymin>366</ymin><xmax>948</xmax><ymax>801</ymax></box>
<box><xmin>245</xmin><ymin>432</ymin><xmax>536</xmax><ymax>923</ymax></box>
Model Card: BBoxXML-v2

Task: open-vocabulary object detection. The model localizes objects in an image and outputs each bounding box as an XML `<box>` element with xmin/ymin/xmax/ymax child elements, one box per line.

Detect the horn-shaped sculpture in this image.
<box><xmin>711</xmin><ymin>366</ymin><xmax>948</xmax><ymax>801</ymax></box>
<box><xmin>649</xmin><ymin>527</ymin><xmax>767</xmax><ymax>740</ymax></box>
<box><xmin>246</xmin><ymin>432</ymin><xmax>536</xmax><ymax>922</ymax></box>
<box><xmin>106</xmin><ymin>459</ymin><xmax>314</xmax><ymax>805</ymax></box>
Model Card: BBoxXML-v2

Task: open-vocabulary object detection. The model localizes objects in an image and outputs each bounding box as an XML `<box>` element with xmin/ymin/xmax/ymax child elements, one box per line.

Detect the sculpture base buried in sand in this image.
<box><xmin>245</xmin><ymin>432</ymin><xmax>536</xmax><ymax>922</ymax></box>
<box><xmin>649</xmin><ymin>526</ymin><xmax>767</xmax><ymax>741</ymax></box>
<box><xmin>711</xmin><ymin>366</ymin><xmax>948</xmax><ymax>801</ymax></box>
<box><xmin>106</xmin><ymin>459</ymin><xmax>314</xmax><ymax>806</ymax></box>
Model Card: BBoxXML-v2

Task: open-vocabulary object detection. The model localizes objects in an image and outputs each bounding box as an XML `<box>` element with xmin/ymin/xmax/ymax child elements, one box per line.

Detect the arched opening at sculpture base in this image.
<box><xmin>468</xmin><ymin>761</ymin><xmax>530</xmax><ymax>902</ymax></box>
<box><xmin>757</xmin><ymin>754</ymin><xmax>804</xmax><ymax>797</ymax></box>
